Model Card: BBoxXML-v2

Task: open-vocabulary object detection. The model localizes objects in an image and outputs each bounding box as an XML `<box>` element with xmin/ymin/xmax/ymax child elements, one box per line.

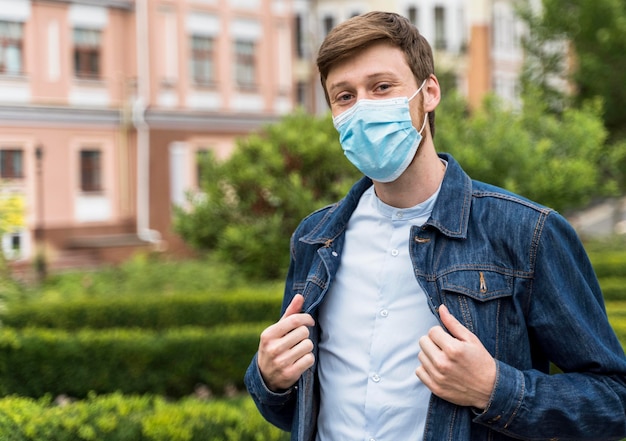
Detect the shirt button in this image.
<box><xmin>391</xmin><ymin>249</ymin><xmax>399</xmax><ymax>256</ymax></box>
<box><xmin>396</xmin><ymin>211</ymin><xmax>404</xmax><ymax>219</ymax></box>
<box><xmin>380</xmin><ymin>309</ymin><xmax>388</xmax><ymax>317</ymax></box>
<box><xmin>372</xmin><ymin>374</ymin><xmax>381</xmax><ymax>382</ymax></box>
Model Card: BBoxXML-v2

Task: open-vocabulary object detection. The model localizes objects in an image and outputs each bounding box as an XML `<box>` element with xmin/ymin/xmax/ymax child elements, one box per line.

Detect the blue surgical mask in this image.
<box><xmin>333</xmin><ymin>80</ymin><xmax>428</xmax><ymax>182</ymax></box>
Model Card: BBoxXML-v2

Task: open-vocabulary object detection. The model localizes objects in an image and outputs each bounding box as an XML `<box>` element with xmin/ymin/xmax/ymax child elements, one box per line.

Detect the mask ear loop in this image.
<box><xmin>418</xmin><ymin>113</ymin><xmax>429</xmax><ymax>135</ymax></box>
<box><xmin>408</xmin><ymin>79</ymin><xmax>428</xmax><ymax>102</ymax></box>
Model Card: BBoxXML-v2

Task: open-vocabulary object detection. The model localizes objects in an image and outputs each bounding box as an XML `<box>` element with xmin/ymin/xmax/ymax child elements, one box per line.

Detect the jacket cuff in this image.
<box><xmin>472</xmin><ymin>360</ymin><xmax>525</xmax><ymax>431</ymax></box>
<box><xmin>245</xmin><ymin>353</ymin><xmax>295</xmax><ymax>406</ymax></box>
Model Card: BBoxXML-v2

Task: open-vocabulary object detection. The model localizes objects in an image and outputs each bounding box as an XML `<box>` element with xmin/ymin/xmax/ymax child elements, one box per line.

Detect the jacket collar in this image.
<box><xmin>300</xmin><ymin>153</ymin><xmax>472</xmax><ymax>245</ymax></box>
<box><xmin>427</xmin><ymin>153</ymin><xmax>472</xmax><ymax>239</ymax></box>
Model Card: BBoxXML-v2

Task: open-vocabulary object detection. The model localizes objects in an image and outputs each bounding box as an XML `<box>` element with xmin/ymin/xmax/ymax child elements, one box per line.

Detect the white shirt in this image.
<box><xmin>316</xmin><ymin>186</ymin><xmax>440</xmax><ymax>441</ymax></box>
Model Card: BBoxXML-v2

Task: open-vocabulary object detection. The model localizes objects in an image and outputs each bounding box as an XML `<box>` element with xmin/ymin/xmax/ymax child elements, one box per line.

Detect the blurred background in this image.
<box><xmin>0</xmin><ymin>0</ymin><xmax>624</xmax><ymax>278</ymax></box>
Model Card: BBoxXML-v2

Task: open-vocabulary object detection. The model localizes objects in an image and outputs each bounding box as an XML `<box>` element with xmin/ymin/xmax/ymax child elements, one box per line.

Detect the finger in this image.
<box><xmin>282</xmin><ymin>294</ymin><xmax>305</xmax><ymax>319</ymax></box>
<box><xmin>438</xmin><ymin>304</ymin><xmax>473</xmax><ymax>342</ymax></box>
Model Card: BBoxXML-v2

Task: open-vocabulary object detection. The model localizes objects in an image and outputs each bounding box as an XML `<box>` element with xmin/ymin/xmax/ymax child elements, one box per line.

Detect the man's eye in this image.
<box><xmin>337</xmin><ymin>94</ymin><xmax>353</xmax><ymax>102</ymax></box>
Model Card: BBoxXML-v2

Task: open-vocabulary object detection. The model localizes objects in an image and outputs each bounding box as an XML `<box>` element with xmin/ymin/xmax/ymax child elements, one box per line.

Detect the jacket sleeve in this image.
<box><xmin>474</xmin><ymin>211</ymin><xmax>626</xmax><ymax>439</ymax></box>
<box><xmin>244</xmin><ymin>232</ymin><xmax>301</xmax><ymax>432</ymax></box>
<box><xmin>244</xmin><ymin>353</ymin><xmax>297</xmax><ymax>432</ymax></box>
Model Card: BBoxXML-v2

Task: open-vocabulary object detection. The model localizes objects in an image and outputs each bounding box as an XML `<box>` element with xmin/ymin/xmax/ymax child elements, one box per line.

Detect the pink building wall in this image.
<box><xmin>0</xmin><ymin>0</ymin><xmax>294</xmax><ymax>275</ymax></box>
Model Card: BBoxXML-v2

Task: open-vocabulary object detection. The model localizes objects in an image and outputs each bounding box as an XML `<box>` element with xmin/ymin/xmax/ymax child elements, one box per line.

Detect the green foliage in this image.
<box><xmin>588</xmin><ymin>250</ymin><xmax>626</xmax><ymax>279</ymax></box>
<box><xmin>0</xmin><ymin>193</ymin><xmax>24</xmax><ymax>235</ymax></box>
<box><xmin>173</xmin><ymin>94</ymin><xmax>625</xmax><ymax>281</ymax></box>
<box><xmin>0</xmin><ymin>394</ymin><xmax>288</xmax><ymax>441</ymax></box>
<box><xmin>16</xmin><ymin>253</ymin><xmax>244</xmax><ymax>303</ymax></box>
<box><xmin>173</xmin><ymin>109</ymin><xmax>361</xmax><ymax>280</ymax></box>
<box><xmin>436</xmin><ymin>90</ymin><xmax>619</xmax><ymax>212</ymax></box>
<box><xmin>2</xmin><ymin>288</ymin><xmax>282</xmax><ymax>330</ymax></box>
<box><xmin>0</xmin><ymin>324</ymin><xmax>268</xmax><ymax>399</ymax></box>
<box><xmin>599</xmin><ymin>278</ymin><xmax>626</xmax><ymax>302</ymax></box>
<box><xmin>519</xmin><ymin>0</ymin><xmax>626</xmax><ymax>138</ymax></box>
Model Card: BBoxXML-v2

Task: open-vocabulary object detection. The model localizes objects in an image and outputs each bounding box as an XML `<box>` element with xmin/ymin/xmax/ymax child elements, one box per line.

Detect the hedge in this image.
<box><xmin>1</xmin><ymin>291</ymin><xmax>282</xmax><ymax>330</ymax></box>
<box><xmin>0</xmin><ymin>393</ymin><xmax>288</xmax><ymax>441</ymax></box>
<box><xmin>5</xmin><ymin>279</ymin><xmax>624</xmax><ymax>331</ymax></box>
<box><xmin>589</xmin><ymin>251</ymin><xmax>626</xmax><ymax>279</ymax></box>
<box><xmin>0</xmin><ymin>324</ymin><xmax>267</xmax><ymax>399</ymax></box>
<box><xmin>600</xmin><ymin>278</ymin><xmax>626</xmax><ymax>301</ymax></box>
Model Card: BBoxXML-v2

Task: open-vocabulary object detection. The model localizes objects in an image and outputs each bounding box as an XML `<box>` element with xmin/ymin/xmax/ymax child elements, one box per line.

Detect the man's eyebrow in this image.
<box><xmin>328</xmin><ymin>71</ymin><xmax>399</xmax><ymax>93</ymax></box>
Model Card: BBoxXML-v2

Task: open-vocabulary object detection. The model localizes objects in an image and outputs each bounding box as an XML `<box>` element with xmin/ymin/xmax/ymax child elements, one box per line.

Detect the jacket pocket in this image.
<box><xmin>437</xmin><ymin>269</ymin><xmax>515</xmax><ymax>338</ymax></box>
<box><xmin>439</xmin><ymin>269</ymin><xmax>514</xmax><ymax>302</ymax></box>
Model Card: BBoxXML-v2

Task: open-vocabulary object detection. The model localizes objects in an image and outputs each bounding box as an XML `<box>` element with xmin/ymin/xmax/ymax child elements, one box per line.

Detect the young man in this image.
<box><xmin>245</xmin><ymin>11</ymin><xmax>626</xmax><ymax>441</ymax></box>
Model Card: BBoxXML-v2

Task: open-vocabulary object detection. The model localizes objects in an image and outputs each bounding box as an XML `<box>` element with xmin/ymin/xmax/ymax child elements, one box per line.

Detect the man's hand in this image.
<box><xmin>257</xmin><ymin>294</ymin><xmax>315</xmax><ymax>392</ymax></box>
<box><xmin>416</xmin><ymin>304</ymin><xmax>496</xmax><ymax>409</ymax></box>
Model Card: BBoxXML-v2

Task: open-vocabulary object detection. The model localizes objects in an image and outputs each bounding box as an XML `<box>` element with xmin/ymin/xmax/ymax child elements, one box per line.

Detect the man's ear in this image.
<box><xmin>423</xmin><ymin>74</ymin><xmax>441</xmax><ymax>112</ymax></box>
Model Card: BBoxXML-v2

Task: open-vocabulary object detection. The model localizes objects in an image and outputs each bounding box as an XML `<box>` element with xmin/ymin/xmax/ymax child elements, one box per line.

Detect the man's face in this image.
<box><xmin>325</xmin><ymin>41</ymin><xmax>423</xmax><ymax>127</ymax></box>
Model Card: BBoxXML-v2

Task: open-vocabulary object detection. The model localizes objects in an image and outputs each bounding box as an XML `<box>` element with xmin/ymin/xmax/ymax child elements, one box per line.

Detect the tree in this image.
<box><xmin>175</xmin><ymin>93</ymin><xmax>623</xmax><ymax>281</ymax></box>
<box><xmin>436</xmin><ymin>89</ymin><xmax>621</xmax><ymax>213</ymax></box>
<box><xmin>519</xmin><ymin>0</ymin><xmax>626</xmax><ymax>137</ymax></box>
<box><xmin>0</xmin><ymin>192</ymin><xmax>24</xmax><ymax>299</ymax></box>
<box><xmin>173</xmin><ymin>110</ymin><xmax>361</xmax><ymax>280</ymax></box>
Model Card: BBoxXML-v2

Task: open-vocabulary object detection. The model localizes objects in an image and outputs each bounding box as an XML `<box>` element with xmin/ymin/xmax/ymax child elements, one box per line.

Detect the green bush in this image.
<box><xmin>2</xmin><ymin>289</ymin><xmax>282</xmax><ymax>330</ymax></box>
<box><xmin>599</xmin><ymin>277</ymin><xmax>626</xmax><ymax>301</ymax></box>
<box><xmin>173</xmin><ymin>110</ymin><xmax>361</xmax><ymax>281</ymax></box>
<box><xmin>0</xmin><ymin>393</ymin><xmax>288</xmax><ymax>441</ymax></box>
<box><xmin>589</xmin><ymin>251</ymin><xmax>626</xmax><ymax>279</ymax></box>
<box><xmin>0</xmin><ymin>324</ymin><xmax>267</xmax><ymax>399</ymax></box>
<box><xmin>13</xmin><ymin>254</ymin><xmax>248</xmax><ymax>304</ymax></box>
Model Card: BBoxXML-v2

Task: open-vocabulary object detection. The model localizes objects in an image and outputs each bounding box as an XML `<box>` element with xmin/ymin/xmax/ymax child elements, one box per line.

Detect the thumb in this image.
<box><xmin>282</xmin><ymin>294</ymin><xmax>305</xmax><ymax>319</ymax></box>
<box><xmin>438</xmin><ymin>304</ymin><xmax>472</xmax><ymax>341</ymax></box>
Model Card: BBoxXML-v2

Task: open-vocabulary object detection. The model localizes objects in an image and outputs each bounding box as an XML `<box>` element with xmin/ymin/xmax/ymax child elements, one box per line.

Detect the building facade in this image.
<box><xmin>0</xmin><ymin>0</ymin><xmax>294</xmax><ymax>275</ymax></box>
<box><xmin>293</xmin><ymin>0</ymin><xmax>526</xmax><ymax>113</ymax></box>
<box><xmin>1</xmin><ymin>0</ymin><xmax>530</xmax><ymax>275</ymax></box>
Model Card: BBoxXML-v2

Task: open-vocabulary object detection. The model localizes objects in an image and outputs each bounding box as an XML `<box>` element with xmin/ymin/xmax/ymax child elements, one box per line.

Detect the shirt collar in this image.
<box><xmin>300</xmin><ymin>153</ymin><xmax>472</xmax><ymax>245</ymax></box>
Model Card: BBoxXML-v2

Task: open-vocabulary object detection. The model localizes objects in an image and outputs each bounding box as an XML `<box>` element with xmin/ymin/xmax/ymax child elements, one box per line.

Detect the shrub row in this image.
<box><xmin>3</xmin><ymin>279</ymin><xmax>623</xmax><ymax>332</ymax></box>
<box><xmin>1</xmin><ymin>290</ymin><xmax>282</xmax><ymax>330</ymax></box>
<box><xmin>588</xmin><ymin>251</ymin><xmax>626</xmax><ymax>279</ymax></box>
<box><xmin>0</xmin><ymin>393</ymin><xmax>288</xmax><ymax>441</ymax></box>
<box><xmin>0</xmin><ymin>324</ymin><xmax>267</xmax><ymax>399</ymax></box>
<box><xmin>600</xmin><ymin>278</ymin><xmax>626</xmax><ymax>301</ymax></box>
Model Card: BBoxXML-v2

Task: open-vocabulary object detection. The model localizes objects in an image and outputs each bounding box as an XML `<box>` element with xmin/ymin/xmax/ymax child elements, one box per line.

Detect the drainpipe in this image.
<box><xmin>133</xmin><ymin>0</ymin><xmax>162</xmax><ymax>247</ymax></box>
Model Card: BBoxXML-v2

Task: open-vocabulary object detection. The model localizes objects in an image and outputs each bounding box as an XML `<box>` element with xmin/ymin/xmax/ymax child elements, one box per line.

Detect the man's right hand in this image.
<box><xmin>257</xmin><ymin>294</ymin><xmax>316</xmax><ymax>392</ymax></box>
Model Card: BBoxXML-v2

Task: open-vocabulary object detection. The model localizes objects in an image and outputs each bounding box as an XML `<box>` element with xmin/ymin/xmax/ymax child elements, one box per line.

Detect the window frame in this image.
<box><xmin>234</xmin><ymin>39</ymin><xmax>256</xmax><ymax>90</ymax></box>
<box><xmin>434</xmin><ymin>6</ymin><xmax>447</xmax><ymax>50</ymax></box>
<box><xmin>73</xmin><ymin>28</ymin><xmax>102</xmax><ymax>79</ymax></box>
<box><xmin>190</xmin><ymin>34</ymin><xmax>216</xmax><ymax>86</ymax></box>
<box><xmin>0</xmin><ymin>21</ymin><xmax>23</xmax><ymax>75</ymax></box>
<box><xmin>0</xmin><ymin>149</ymin><xmax>24</xmax><ymax>179</ymax></box>
<box><xmin>79</xmin><ymin>149</ymin><xmax>102</xmax><ymax>193</ymax></box>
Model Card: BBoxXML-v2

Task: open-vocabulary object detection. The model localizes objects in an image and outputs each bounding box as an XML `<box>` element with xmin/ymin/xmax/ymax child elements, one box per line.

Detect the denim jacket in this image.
<box><xmin>245</xmin><ymin>153</ymin><xmax>626</xmax><ymax>441</ymax></box>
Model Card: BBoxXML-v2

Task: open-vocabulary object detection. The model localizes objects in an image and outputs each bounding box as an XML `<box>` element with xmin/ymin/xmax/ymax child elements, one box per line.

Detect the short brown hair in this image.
<box><xmin>316</xmin><ymin>11</ymin><xmax>436</xmax><ymax>135</ymax></box>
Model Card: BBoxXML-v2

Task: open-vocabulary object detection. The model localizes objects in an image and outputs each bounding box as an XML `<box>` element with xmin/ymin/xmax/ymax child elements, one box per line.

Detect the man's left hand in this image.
<box><xmin>415</xmin><ymin>304</ymin><xmax>496</xmax><ymax>409</ymax></box>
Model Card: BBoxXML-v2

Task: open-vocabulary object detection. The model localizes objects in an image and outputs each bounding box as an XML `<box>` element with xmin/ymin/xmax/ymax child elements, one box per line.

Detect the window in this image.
<box><xmin>190</xmin><ymin>35</ymin><xmax>215</xmax><ymax>86</ymax></box>
<box><xmin>2</xmin><ymin>230</ymin><xmax>23</xmax><ymax>260</ymax></box>
<box><xmin>295</xmin><ymin>14</ymin><xmax>304</xmax><ymax>59</ymax></box>
<box><xmin>80</xmin><ymin>150</ymin><xmax>102</xmax><ymax>192</ymax></box>
<box><xmin>407</xmin><ymin>6</ymin><xmax>419</xmax><ymax>26</ymax></box>
<box><xmin>0</xmin><ymin>149</ymin><xmax>23</xmax><ymax>178</ymax></box>
<box><xmin>434</xmin><ymin>6</ymin><xmax>447</xmax><ymax>50</ymax></box>
<box><xmin>74</xmin><ymin>28</ymin><xmax>101</xmax><ymax>79</ymax></box>
<box><xmin>0</xmin><ymin>21</ymin><xmax>23</xmax><ymax>75</ymax></box>
<box><xmin>296</xmin><ymin>81</ymin><xmax>308</xmax><ymax>108</ymax></box>
<box><xmin>234</xmin><ymin>40</ymin><xmax>256</xmax><ymax>89</ymax></box>
<box><xmin>323</xmin><ymin>15</ymin><xmax>334</xmax><ymax>35</ymax></box>
<box><xmin>196</xmin><ymin>149</ymin><xmax>210</xmax><ymax>188</ymax></box>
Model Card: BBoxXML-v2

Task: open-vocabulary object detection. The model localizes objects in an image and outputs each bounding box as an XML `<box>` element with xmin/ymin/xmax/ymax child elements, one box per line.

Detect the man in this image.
<box><xmin>245</xmin><ymin>11</ymin><xmax>626</xmax><ymax>441</ymax></box>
